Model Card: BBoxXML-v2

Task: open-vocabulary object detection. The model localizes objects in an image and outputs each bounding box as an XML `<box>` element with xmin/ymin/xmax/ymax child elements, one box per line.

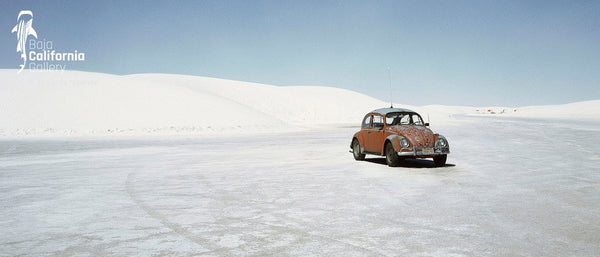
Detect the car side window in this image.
<box><xmin>373</xmin><ymin>115</ymin><xmax>384</xmax><ymax>129</ymax></box>
<box><xmin>362</xmin><ymin>115</ymin><xmax>372</xmax><ymax>128</ymax></box>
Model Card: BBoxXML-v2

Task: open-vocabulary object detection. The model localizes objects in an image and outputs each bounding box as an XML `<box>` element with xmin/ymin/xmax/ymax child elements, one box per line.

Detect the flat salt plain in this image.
<box><xmin>1</xmin><ymin>115</ymin><xmax>599</xmax><ymax>256</ymax></box>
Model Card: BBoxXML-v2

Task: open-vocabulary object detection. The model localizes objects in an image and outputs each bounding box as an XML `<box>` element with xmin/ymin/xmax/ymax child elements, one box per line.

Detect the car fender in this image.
<box><xmin>434</xmin><ymin>134</ymin><xmax>450</xmax><ymax>150</ymax></box>
<box><xmin>351</xmin><ymin>132</ymin><xmax>366</xmax><ymax>153</ymax></box>
<box><xmin>383</xmin><ymin>134</ymin><xmax>404</xmax><ymax>154</ymax></box>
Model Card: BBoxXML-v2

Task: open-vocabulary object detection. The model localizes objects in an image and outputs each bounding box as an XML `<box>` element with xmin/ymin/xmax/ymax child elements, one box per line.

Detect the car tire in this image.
<box><xmin>385</xmin><ymin>142</ymin><xmax>400</xmax><ymax>167</ymax></box>
<box><xmin>433</xmin><ymin>155</ymin><xmax>447</xmax><ymax>167</ymax></box>
<box><xmin>352</xmin><ymin>139</ymin><xmax>365</xmax><ymax>161</ymax></box>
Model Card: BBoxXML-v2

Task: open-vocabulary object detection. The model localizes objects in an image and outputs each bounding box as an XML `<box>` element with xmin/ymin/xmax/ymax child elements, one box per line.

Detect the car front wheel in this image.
<box><xmin>433</xmin><ymin>155</ymin><xmax>447</xmax><ymax>167</ymax></box>
<box><xmin>385</xmin><ymin>142</ymin><xmax>400</xmax><ymax>167</ymax></box>
<box><xmin>352</xmin><ymin>139</ymin><xmax>365</xmax><ymax>161</ymax></box>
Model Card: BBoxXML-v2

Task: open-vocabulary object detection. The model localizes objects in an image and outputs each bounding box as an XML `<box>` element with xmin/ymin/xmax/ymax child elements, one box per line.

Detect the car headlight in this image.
<box><xmin>436</xmin><ymin>137</ymin><xmax>448</xmax><ymax>148</ymax></box>
<box><xmin>400</xmin><ymin>137</ymin><xmax>410</xmax><ymax>148</ymax></box>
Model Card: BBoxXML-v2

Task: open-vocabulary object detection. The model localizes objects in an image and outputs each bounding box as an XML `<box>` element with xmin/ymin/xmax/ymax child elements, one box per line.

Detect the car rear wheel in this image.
<box><xmin>433</xmin><ymin>155</ymin><xmax>447</xmax><ymax>167</ymax></box>
<box><xmin>385</xmin><ymin>142</ymin><xmax>400</xmax><ymax>167</ymax></box>
<box><xmin>352</xmin><ymin>139</ymin><xmax>365</xmax><ymax>161</ymax></box>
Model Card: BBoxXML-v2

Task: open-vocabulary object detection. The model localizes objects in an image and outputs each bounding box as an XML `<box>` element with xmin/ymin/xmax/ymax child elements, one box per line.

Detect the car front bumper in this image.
<box><xmin>397</xmin><ymin>147</ymin><xmax>450</xmax><ymax>157</ymax></box>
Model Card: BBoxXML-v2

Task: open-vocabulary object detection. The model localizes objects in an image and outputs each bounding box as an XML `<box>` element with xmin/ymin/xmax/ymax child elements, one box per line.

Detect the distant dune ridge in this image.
<box><xmin>0</xmin><ymin>70</ymin><xmax>598</xmax><ymax>137</ymax></box>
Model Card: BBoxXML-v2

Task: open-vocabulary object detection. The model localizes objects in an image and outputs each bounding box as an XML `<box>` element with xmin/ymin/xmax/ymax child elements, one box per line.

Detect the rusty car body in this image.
<box><xmin>350</xmin><ymin>108</ymin><xmax>450</xmax><ymax>167</ymax></box>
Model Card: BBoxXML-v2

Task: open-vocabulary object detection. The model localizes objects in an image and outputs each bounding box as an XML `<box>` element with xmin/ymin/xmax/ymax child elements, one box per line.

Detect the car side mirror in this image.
<box><xmin>424</xmin><ymin>123</ymin><xmax>430</xmax><ymax>127</ymax></box>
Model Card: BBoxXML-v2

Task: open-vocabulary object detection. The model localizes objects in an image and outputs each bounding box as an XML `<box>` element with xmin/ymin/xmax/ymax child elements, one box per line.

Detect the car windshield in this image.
<box><xmin>385</xmin><ymin>112</ymin><xmax>424</xmax><ymax>126</ymax></box>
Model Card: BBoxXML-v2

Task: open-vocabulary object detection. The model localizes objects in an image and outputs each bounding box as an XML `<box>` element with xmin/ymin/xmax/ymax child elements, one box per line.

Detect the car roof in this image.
<box><xmin>371</xmin><ymin>107</ymin><xmax>416</xmax><ymax>115</ymax></box>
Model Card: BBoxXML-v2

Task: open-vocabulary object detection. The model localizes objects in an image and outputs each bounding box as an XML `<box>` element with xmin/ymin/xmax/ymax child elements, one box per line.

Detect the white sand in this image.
<box><xmin>1</xmin><ymin>69</ymin><xmax>597</xmax><ymax>137</ymax></box>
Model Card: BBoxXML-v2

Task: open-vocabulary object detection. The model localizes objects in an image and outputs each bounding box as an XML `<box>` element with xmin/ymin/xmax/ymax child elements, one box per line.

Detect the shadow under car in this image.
<box><xmin>364</xmin><ymin>157</ymin><xmax>455</xmax><ymax>168</ymax></box>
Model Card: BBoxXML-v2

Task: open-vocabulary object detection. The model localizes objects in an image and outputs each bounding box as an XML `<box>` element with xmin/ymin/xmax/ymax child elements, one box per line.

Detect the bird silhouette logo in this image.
<box><xmin>11</xmin><ymin>10</ymin><xmax>38</xmax><ymax>73</ymax></box>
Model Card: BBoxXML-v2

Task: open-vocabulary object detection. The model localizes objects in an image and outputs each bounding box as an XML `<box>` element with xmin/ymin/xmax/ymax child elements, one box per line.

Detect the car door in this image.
<box><xmin>365</xmin><ymin>114</ymin><xmax>385</xmax><ymax>154</ymax></box>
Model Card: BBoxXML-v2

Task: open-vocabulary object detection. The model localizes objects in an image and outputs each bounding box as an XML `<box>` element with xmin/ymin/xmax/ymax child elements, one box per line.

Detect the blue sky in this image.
<box><xmin>1</xmin><ymin>0</ymin><xmax>599</xmax><ymax>106</ymax></box>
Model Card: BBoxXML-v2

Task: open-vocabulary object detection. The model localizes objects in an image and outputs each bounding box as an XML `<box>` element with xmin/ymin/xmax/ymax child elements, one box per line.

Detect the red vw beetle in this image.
<box><xmin>350</xmin><ymin>108</ymin><xmax>450</xmax><ymax>167</ymax></box>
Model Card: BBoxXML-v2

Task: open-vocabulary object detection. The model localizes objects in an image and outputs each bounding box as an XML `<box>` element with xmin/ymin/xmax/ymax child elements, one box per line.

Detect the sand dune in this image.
<box><xmin>0</xmin><ymin>69</ymin><xmax>597</xmax><ymax>137</ymax></box>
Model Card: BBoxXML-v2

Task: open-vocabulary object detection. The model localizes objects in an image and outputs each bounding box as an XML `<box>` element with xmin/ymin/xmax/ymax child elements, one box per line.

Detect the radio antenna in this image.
<box><xmin>388</xmin><ymin>67</ymin><xmax>393</xmax><ymax>108</ymax></box>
